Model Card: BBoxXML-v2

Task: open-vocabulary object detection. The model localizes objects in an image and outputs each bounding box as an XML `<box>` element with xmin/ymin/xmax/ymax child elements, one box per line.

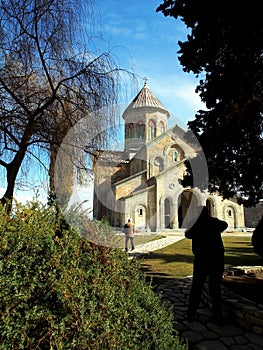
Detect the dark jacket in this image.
<box><xmin>185</xmin><ymin>213</ymin><xmax>228</xmax><ymax>260</ymax></box>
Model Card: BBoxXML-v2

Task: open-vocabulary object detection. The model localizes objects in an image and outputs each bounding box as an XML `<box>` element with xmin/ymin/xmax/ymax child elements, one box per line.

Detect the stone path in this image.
<box><xmin>128</xmin><ymin>233</ymin><xmax>184</xmax><ymax>255</ymax></box>
<box><xmin>127</xmin><ymin>232</ymin><xmax>263</xmax><ymax>350</ymax></box>
<box><xmin>157</xmin><ymin>277</ymin><xmax>263</xmax><ymax>350</ymax></box>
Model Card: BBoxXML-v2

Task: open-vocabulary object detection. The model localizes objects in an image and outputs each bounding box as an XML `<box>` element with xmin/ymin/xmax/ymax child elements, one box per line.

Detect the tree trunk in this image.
<box><xmin>0</xmin><ymin>121</ymin><xmax>34</xmax><ymax>211</ymax></box>
<box><xmin>49</xmin><ymin>120</ymin><xmax>74</xmax><ymax>209</ymax></box>
<box><xmin>1</xmin><ymin>147</ymin><xmax>28</xmax><ymax>211</ymax></box>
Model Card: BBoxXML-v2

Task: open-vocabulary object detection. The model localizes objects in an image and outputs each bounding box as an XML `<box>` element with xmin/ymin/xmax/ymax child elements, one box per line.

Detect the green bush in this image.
<box><xmin>0</xmin><ymin>202</ymin><xmax>187</xmax><ymax>350</ymax></box>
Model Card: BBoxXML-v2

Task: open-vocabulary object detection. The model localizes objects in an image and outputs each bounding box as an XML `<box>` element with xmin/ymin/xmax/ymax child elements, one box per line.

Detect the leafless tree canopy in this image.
<box><xmin>0</xmin><ymin>0</ymin><xmax>125</xmax><ymax>207</ymax></box>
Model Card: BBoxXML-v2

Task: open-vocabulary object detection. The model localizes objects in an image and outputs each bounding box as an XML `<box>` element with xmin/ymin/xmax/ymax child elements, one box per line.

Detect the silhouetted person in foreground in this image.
<box><xmin>185</xmin><ymin>206</ymin><xmax>228</xmax><ymax>324</ymax></box>
<box><xmin>252</xmin><ymin>216</ymin><xmax>263</xmax><ymax>258</ymax></box>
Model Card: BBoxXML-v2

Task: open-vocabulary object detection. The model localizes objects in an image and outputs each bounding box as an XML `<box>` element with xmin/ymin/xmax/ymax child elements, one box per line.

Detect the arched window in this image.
<box><xmin>137</xmin><ymin>121</ymin><xmax>145</xmax><ymax>139</ymax></box>
<box><xmin>159</xmin><ymin>121</ymin><xmax>165</xmax><ymax>135</ymax></box>
<box><xmin>129</xmin><ymin>123</ymin><xmax>135</xmax><ymax>138</ymax></box>
<box><xmin>149</xmin><ymin>119</ymin><xmax>156</xmax><ymax>140</ymax></box>
<box><xmin>225</xmin><ymin>206</ymin><xmax>236</xmax><ymax>228</ymax></box>
<box><xmin>125</xmin><ymin>125</ymin><xmax>129</xmax><ymax>139</ymax></box>
<box><xmin>173</xmin><ymin>149</ymin><xmax>178</xmax><ymax>162</ymax></box>
<box><xmin>228</xmin><ymin>208</ymin><xmax>233</xmax><ymax>217</ymax></box>
<box><xmin>135</xmin><ymin>205</ymin><xmax>146</xmax><ymax>229</ymax></box>
<box><xmin>154</xmin><ymin>156</ymin><xmax>164</xmax><ymax>173</ymax></box>
<box><xmin>169</xmin><ymin>144</ymin><xmax>184</xmax><ymax>163</ymax></box>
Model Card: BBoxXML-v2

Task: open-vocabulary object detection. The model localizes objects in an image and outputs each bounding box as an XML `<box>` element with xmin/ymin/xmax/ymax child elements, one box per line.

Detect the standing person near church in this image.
<box><xmin>185</xmin><ymin>206</ymin><xmax>228</xmax><ymax>324</ymax></box>
<box><xmin>124</xmin><ymin>219</ymin><xmax>135</xmax><ymax>252</ymax></box>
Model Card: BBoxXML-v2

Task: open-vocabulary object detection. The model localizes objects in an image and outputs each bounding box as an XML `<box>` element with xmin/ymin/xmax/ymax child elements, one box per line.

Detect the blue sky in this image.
<box><xmin>95</xmin><ymin>0</ymin><xmax>205</xmax><ymax>126</ymax></box>
<box><xmin>1</xmin><ymin>0</ymin><xmax>206</xmax><ymax>206</ymax></box>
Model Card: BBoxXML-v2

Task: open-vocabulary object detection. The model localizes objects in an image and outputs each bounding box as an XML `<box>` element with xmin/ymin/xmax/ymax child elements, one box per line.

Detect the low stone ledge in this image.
<box><xmin>202</xmin><ymin>266</ymin><xmax>263</xmax><ymax>335</ymax></box>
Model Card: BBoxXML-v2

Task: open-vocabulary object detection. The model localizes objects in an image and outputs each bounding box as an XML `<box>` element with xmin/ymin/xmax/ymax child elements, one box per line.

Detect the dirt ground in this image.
<box><xmin>222</xmin><ymin>271</ymin><xmax>263</xmax><ymax>304</ymax></box>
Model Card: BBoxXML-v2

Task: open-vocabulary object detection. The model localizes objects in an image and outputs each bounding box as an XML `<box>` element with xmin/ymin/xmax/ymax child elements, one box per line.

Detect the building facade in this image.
<box><xmin>93</xmin><ymin>83</ymin><xmax>245</xmax><ymax>231</ymax></box>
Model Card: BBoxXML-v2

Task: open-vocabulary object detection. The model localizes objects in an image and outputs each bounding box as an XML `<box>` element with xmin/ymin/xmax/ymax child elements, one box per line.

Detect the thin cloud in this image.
<box><xmin>173</xmin><ymin>83</ymin><xmax>205</xmax><ymax>111</ymax></box>
<box><xmin>104</xmin><ymin>26</ymin><xmax>146</xmax><ymax>41</ymax></box>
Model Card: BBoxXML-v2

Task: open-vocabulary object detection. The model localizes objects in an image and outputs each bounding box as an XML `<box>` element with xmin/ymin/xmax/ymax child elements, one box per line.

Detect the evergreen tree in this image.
<box><xmin>157</xmin><ymin>0</ymin><xmax>263</xmax><ymax>207</ymax></box>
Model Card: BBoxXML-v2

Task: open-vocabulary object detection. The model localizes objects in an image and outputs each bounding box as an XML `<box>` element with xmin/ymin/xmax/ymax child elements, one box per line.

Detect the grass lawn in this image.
<box><xmin>140</xmin><ymin>236</ymin><xmax>263</xmax><ymax>287</ymax></box>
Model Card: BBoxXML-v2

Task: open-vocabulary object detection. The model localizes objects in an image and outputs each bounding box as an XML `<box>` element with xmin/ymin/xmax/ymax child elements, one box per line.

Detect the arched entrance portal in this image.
<box><xmin>178</xmin><ymin>190</ymin><xmax>199</xmax><ymax>228</ymax></box>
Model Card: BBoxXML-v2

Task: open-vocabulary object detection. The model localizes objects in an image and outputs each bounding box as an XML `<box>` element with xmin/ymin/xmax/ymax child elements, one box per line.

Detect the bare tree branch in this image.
<box><xmin>0</xmin><ymin>0</ymin><xmax>134</xmax><ymax>209</ymax></box>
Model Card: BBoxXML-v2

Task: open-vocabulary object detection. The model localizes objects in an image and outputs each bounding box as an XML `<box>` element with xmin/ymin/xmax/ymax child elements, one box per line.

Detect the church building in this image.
<box><xmin>93</xmin><ymin>83</ymin><xmax>245</xmax><ymax>231</ymax></box>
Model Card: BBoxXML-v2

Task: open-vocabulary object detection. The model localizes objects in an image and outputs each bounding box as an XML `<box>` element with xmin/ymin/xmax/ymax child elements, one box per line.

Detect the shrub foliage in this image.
<box><xmin>0</xmin><ymin>203</ymin><xmax>187</xmax><ymax>350</ymax></box>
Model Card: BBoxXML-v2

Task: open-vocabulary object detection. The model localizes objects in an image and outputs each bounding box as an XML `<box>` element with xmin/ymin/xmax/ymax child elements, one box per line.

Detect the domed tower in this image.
<box><xmin>122</xmin><ymin>81</ymin><xmax>170</xmax><ymax>159</ymax></box>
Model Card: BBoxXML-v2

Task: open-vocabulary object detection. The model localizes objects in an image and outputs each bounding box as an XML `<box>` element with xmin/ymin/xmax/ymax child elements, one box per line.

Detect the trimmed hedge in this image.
<box><xmin>0</xmin><ymin>203</ymin><xmax>187</xmax><ymax>350</ymax></box>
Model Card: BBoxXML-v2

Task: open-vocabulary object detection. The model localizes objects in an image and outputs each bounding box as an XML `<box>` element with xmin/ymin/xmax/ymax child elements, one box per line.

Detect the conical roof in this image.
<box><xmin>123</xmin><ymin>83</ymin><xmax>169</xmax><ymax>116</ymax></box>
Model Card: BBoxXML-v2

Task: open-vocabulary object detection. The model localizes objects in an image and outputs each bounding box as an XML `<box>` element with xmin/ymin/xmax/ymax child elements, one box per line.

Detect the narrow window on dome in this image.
<box><xmin>159</xmin><ymin>121</ymin><xmax>165</xmax><ymax>135</ymax></box>
<box><xmin>129</xmin><ymin>123</ymin><xmax>134</xmax><ymax>138</ymax></box>
<box><xmin>149</xmin><ymin>120</ymin><xmax>156</xmax><ymax>140</ymax></box>
<box><xmin>138</xmin><ymin>121</ymin><xmax>144</xmax><ymax>139</ymax></box>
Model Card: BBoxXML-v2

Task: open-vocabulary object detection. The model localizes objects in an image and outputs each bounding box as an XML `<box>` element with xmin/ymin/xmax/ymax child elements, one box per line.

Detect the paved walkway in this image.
<box><xmin>128</xmin><ymin>232</ymin><xmax>263</xmax><ymax>350</ymax></box>
<box><xmin>128</xmin><ymin>233</ymin><xmax>184</xmax><ymax>255</ymax></box>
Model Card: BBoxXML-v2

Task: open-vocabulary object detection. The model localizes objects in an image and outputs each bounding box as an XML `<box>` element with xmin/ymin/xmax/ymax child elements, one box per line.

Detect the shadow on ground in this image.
<box><xmin>140</xmin><ymin>263</ymin><xmax>176</xmax><ymax>288</ymax></box>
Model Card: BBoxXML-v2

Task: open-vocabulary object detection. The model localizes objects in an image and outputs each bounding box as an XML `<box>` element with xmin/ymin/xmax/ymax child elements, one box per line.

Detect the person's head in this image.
<box><xmin>128</xmin><ymin>219</ymin><xmax>131</xmax><ymax>223</ymax></box>
<box><xmin>200</xmin><ymin>206</ymin><xmax>209</xmax><ymax>217</ymax></box>
<box><xmin>185</xmin><ymin>205</ymin><xmax>209</xmax><ymax>230</ymax></box>
<box><xmin>192</xmin><ymin>205</ymin><xmax>209</xmax><ymax>221</ymax></box>
<box><xmin>196</xmin><ymin>206</ymin><xmax>209</xmax><ymax>222</ymax></box>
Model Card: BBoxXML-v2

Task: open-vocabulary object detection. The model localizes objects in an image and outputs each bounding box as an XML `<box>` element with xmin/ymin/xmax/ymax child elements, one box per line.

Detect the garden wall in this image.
<box><xmin>202</xmin><ymin>266</ymin><xmax>263</xmax><ymax>335</ymax></box>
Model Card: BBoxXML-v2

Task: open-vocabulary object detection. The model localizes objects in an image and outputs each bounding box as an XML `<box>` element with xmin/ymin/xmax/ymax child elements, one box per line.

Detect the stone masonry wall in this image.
<box><xmin>202</xmin><ymin>266</ymin><xmax>263</xmax><ymax>336</ymax></box>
